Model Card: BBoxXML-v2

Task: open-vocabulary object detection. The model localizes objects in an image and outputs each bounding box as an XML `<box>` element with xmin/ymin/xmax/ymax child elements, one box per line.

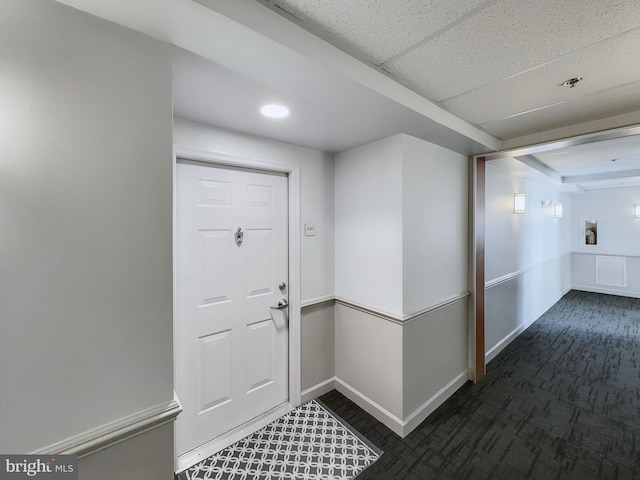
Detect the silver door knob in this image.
<box><xmin>279</xmin><ymin>282</ymin><xmax>286</xmax><ymax>292</ymax></box>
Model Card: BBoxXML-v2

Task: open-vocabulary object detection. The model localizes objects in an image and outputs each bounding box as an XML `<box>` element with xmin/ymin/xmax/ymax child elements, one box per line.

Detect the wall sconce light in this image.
<box><xmin>554</xmin><ymin>203</ymin><xmax>564</xmax><ymax>218</ymax></box>
<box><xmin>636</xmin><ymin>204</ymin><xmax>640</xmax><ymax>218</ymax></box>
<box><xmin>541</xmin><ymin>200</ymin><xmax>552</xmax><ymax>208</ymax></box>
<box><xmin>513</xmin><ymin>193</ymin><xmax>526</xmax><ymax>213</ymax></box>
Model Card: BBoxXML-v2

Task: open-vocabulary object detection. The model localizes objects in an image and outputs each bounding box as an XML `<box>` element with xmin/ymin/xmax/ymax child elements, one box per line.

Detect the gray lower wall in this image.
<box><xmin>403</xmin><ymin>299</ymin><xmax>468</xmax><ymax>417</ymax></box>
<box><xmin>485</xmin><ymin>254</ymin><xmax>572</xmax><ymax>362</ymax></box>
<box><xmin>335</xmin><ymin>303</ymin><xmax>404</xmax><ymax>421</ymax></box>
<box><xmin>572</xmin><ymin>253</ymin><xmax>640</xmax><ymax>298</ymax></box>
<box><xmin>485</xmin><ymin>277</ymin><xmax>523</xmax><ymax>355</ymax></box>
<box><xmin>78</xmin><ymin>424</ymin><xmax>173</xmax><ymax>480</ymax></box>
<box><xmin>332</xmin><ymin>298</ymin><xmax>469</xmax><ymax>437</ymax></box>
<box><xmin>301</xmin><ymin>302</ymin><xmax>335</xmax><ymax>394</ymax></box>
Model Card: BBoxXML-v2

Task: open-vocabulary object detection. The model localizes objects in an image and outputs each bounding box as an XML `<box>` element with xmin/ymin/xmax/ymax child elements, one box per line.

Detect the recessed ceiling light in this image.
<box><xmin>560</xmin><ymin>76</ymin><xmax>583</xmax><ymax>88</ymax></box>
<box><xmin>260</xmin><ymin>104</ymin><xmax>290</xmax><ymax>119</ymax></box>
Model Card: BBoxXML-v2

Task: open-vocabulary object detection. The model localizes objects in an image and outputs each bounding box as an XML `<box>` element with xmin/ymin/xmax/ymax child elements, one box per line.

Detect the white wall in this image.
<box><xmin>571</xmin><ymin>187</ymin><xmax>640</xmax><ymax>297</ymax></box>
<box><xmin>485</xmin><ymin>165</ymin><xmax>572</xmax><ymax>280</ymax></box>
<box><xmin>334</xmin><ymin>136</ymin><xmax>404</xmax><ymax>316</ymax></box>
<box><xmin>571</xmin><ymin>187</ymin><xmax>640</xmax><ymax>256</ymax></box>
<box><xmin>1</xmin><ymin>1</ymin><xmax>174</xmax><ymax>477</ymax></box>
<box><xmin>484</xmin><ymin>162</ymin><xmax>572</xmax><ymax>361</ymax></box>
<box><xmin>402</xmin><ymin>135</ymin><xmax>468</xmax><ymax>314</ymax></box>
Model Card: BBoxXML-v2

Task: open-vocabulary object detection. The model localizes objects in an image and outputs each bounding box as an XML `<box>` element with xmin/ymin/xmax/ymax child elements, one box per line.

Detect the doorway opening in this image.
<box><xmin>471</xmin><ymin>124</ymin><xmax>640</xmax><ymax>382</ymax></box>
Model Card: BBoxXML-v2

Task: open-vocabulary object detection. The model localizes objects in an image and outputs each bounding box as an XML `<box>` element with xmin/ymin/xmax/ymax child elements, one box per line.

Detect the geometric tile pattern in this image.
<box><xmin>180</xmin><ymin>400</ymin><xmax>381</xmax><ymax>480</ymax></box>
<box><xmin>321</xmin><ymin>291</ymin><xmax>640</xmax><ymax>480</ymax></box>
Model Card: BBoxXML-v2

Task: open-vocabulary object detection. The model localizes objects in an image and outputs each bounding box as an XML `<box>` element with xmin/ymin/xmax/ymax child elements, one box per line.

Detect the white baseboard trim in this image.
<box><xmin>334</xmin><ymin>374</ymin><xmax>469</xmax><ymax>438</ymax></box>
<box><xmin>402</xmin><ymin>371</ymin><xmax>468</xmax><ymax>436</ymax></box>
<box><xmin>572</xmin><ymin>284</ymin><xmax>640</xmax><ymax>299</ymax></box>
<box><xmin>176</xmin><ymin>401</ymin><xmax>293</xmax><ymax>473</ymax></box>
<box><xmin>32</xmin><ymin>394</ymin><xmax>182</xmax><ymax>458</ymax></box>
<box><xmin>334</xmin><ymin>378</ymin><xmax>404</xmax><ymax>437</ymax></box>
<box><xmin>301</xmin><ymin>377</ymin><xmax>336</xmax><ymax>404</ymax></box>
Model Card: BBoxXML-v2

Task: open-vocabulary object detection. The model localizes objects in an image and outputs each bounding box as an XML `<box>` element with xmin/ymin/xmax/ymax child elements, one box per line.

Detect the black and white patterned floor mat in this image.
<box><xmin>178</xmin><ymin>400</ymin><xmax>382</xmax><ymax>480</ymax></box>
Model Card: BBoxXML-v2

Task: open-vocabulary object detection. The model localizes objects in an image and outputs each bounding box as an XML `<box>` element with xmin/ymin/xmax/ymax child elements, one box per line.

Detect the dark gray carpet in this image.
<box><xmin>320</xmin><ymin>290</ymin><xmax>640</xmax><ymax>480</ymax></box>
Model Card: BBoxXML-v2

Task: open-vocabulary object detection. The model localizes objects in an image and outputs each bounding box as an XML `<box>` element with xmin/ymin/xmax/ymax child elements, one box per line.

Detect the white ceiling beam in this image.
<box><xmin>513</xmin><ymin>155</ymin><xmax>563</xmax><ymax>182</ymax></box>
<box><xmin>563</xmin><ymin>169</ymin><xmax>640</xmax><ymax>184</ymax></box>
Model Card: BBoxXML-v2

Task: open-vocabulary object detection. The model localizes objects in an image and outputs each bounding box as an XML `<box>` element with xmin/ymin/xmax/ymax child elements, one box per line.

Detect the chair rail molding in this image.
<box><xmin>32</xmin><ymin>395</ymin><xmax>182</xmax><ymax>458</ymax></box>
<box><xmin>335</xmin><ymin>291</ymin><xmax>469</xmax><ymax>325</ymax></box>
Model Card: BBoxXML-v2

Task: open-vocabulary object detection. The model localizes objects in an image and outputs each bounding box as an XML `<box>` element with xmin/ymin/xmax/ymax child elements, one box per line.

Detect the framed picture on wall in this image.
<box><xmin>580</xmin><ymin>217</ymin><xmax>601</xmax><ymax>249</ymax></box>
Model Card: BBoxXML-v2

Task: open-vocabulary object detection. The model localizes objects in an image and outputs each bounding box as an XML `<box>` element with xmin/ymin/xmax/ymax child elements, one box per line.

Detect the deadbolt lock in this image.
<box><xmin>235</xmin><ymin>227</ymin><xmax>244</xmax><ymax>247</ymax></box>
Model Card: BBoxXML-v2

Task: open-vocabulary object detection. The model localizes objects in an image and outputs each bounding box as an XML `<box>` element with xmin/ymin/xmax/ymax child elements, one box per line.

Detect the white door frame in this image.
<box><xmin>172</xmin><ymin>145</ymin><xmax>302</xmax><ymax>465</ymax></box>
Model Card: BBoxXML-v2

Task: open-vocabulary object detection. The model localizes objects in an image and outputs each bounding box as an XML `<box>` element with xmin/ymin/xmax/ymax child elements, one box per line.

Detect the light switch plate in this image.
<box><xmin>304</xmin><ymin>223</ymin><xmax>316</xmax><ymax>236</ymax></box>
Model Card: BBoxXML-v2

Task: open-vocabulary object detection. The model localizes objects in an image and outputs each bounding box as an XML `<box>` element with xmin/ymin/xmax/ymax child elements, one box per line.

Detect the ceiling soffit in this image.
<box><xmin>255</xmin><ymin>0</ymin><xmax>640</xmax><ymax>140</ymax></box>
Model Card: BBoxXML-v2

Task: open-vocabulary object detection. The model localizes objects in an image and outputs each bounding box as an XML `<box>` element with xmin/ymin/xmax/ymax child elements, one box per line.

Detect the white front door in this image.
<box><xmin>175</xmin><ymin>161</ymin><xmax>289</xmax><ymax>459</ymax></box>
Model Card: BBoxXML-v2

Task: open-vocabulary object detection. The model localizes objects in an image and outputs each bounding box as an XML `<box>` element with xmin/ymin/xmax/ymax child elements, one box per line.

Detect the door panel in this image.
<box><xmin>176</xmin><ymin>162</ymin><xmax>289</xmax><ymax>457</ymax></box>
<box><xmin>199</xmin><ymin>179</ymin><xmax>232</xmax><ymax>206</ymax></box>
<box><xmin>246</xmin><ymin>320</ymin><xmax>275</xmax><ymax>393</ymax></box>
<box><xmin>199</xmin><ymin>330</ymin><xmax>232</xmax><ymax>412</ymax></box>
<box><xmin>246</xmin><ymin>228</ymin><xmax>274</xmax><ymax>298</ymax></box>
<box><xmin>199</xmin><ymin>230</ymin><xmax>233</xmax><ymax>306</ymax></box>
<box><xmin>246</xmin><ymin>183</ymin><xmax>273</xmax><ymax>207</ymax></box>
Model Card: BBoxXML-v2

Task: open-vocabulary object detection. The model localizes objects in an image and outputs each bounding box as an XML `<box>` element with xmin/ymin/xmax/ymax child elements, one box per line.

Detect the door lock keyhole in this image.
<box><xmin>235</xmin><ymin>227</ymin><xmax>244</xmax><ymax>247</ymax></box>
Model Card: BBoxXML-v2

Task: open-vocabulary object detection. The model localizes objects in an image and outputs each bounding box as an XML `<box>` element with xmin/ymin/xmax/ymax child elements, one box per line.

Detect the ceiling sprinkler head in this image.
<box><xmin>561</xmin><ymin>77</ymin><xmax>583</xmax><ymax>88</ymax></box>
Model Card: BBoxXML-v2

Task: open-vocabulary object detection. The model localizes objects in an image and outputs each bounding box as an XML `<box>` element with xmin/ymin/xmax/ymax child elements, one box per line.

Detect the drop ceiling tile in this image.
<box><xmin>257</xmin><ymin>0</ymin><xmax>491</xmax><ymax>65</ymax></box>
<box><xmin>442</xmin><ymin>28</ymin><xmax>640</xmax><ymax>125</ymax></box>
<box><xmin>384</xmin><ymin>0</ymin><xmax>640</xmax><ymax>101</ymax></box>
<box><xmin>479</xmin><ymin>81</ymin><xmax>640</xmax><ymax>139</ymax></box>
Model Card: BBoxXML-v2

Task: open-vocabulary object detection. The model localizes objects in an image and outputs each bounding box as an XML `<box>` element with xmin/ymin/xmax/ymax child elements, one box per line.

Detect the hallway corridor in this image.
<box><xmin>321</xmin><ymin>291</ymin><xmax>640</xmax><ymax>480</ymax></box>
